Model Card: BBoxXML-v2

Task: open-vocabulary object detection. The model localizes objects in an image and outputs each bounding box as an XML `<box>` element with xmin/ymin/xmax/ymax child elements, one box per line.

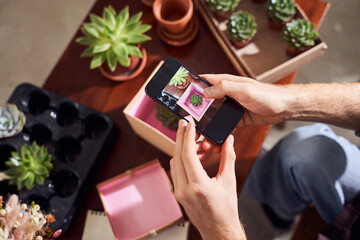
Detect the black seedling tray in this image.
<box><xmin>0</xmin><ymin>83</ymin><xmax>114</xmax><ymax>233</ymax></box>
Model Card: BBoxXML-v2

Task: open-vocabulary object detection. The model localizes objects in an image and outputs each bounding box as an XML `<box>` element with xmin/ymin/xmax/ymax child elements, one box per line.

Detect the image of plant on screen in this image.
<box><xmin>169</xmin><ymin>67</ymin><xmax>189</xmax><ymax>89</ymax></box>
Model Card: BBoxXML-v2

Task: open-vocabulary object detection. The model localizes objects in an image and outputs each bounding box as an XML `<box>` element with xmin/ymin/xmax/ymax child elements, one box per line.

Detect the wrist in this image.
<box><xmin>200</xmin><ymin>220</ymin><xmax>246</xmax><ymax>240</ymax></box>
<box><xmin>282</xmin><ymin>84</ymin><xmax>310</xmax><ymax>121</ymax></box>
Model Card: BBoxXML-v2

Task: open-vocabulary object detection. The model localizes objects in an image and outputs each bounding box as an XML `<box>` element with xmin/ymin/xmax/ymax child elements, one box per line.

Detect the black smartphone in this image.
<box><xmin>145</xmin><ymin>58</ymin><xmax>244</xmax><ymax>145</ymax></box>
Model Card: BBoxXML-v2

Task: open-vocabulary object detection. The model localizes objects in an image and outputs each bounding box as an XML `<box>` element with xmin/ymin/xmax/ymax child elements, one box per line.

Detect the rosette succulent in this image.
<box><xmin>190</xmin><ymin>94</ymin><xmax>203</xmax><ymax>107</ymax></box>
<box><xmin>169</xmin><ymin>67</ymin><xmax>189</xmax><ymax>87</ymax></box>
<box><xmin>5</xmin><ymin>142</ymin><xmax>53</xmax><ymax>190</ymax></box>
<box><xmin>76</xmin><ymin>5</ymin><xmax>151</xmax><ymax>72</ymax></box>
<box><xmin>266</xmin><ymin>0</ymin><xmax>295</xmax><ymax>23</ymax></box>
<box><xmin>282</xmin><ymin>19</ymin><xmax>318</xmax><ymax>50</ymax></box>
<box><xmin>226</xmin><ymin>11</ymin><xmax>257</xmax><ymax>42</ymax></box>
<box><xmin>206</xmin><ymin>0</ymin><xmax>241</xmax><ymax>13</ymax></box>
<box><xmin>155</xmin><ymin>104</ymin><xmax>179</xmax><ymax>130</ymax></box>
<box><xmin>0</xmin><ymin>104</ymin><xmax>26</xmax><ymax>139</ymax></box>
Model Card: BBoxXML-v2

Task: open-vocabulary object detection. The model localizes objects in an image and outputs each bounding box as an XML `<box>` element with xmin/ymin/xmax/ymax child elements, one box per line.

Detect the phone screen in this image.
<box><xmin>145</xmin><ymin>58</ymin><xmax>244</xmax><ymax>144</ymax></box>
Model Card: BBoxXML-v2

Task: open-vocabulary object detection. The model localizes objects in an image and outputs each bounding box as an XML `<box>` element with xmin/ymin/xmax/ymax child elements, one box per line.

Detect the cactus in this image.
<box><xmin>169</xmin><ymin>67</ymin><xmax>189</xmax><ymax>87</ymax></box>
<box><xmin>76</xmin><ymin>6</ymin><xmax>151</xmax><ymax>71</ymax></box>
<box><xmin>226</xmin><ymin>11</ymin><xmax>257</xmax><ymax>42</ymax></box>
<box><xmin>190</xmin><ymin>94</ymin><xmax>203</xmax><ymax>107</ymax></box>
<box><xmin>282</xmin><ymin>19</ymin><xmax>318</xmax><ymax>50</ymax></box>
<box><xmin>155</xmin><ymin>104</ymin><xmax>179</xmax><ymax>130</ymax></box>
<box><xmin>266</xmin><ymin>0</ymin><xmax>295</xmax><ymax>23</ymax></box>
<box><xmin>5</xmin><ymin>142</ymin><xmax>53</xmax><ymax>190</ymax></box>
<box><xmin>206</xmin><ymin>0</ymin><xmax>241</xmax><ymax>13</ymax></box>
<box><xmin>0</xmin><ymin>104</ymin><xmax>26</xmax><ymax>139</ymax></box>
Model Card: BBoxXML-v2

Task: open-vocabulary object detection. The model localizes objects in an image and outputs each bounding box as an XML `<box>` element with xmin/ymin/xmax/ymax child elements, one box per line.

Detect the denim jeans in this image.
<box><xmin>245</xmin><ymin>123</ymin><xmax>360</xmax><ymax>223</ymax></box>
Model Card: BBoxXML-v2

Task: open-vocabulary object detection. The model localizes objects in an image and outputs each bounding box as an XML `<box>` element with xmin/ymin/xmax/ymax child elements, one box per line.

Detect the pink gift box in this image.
<box><xmin>97</xmin><ymin>160</ymin><xmax>183</xmax><ymax>239</ymax></box>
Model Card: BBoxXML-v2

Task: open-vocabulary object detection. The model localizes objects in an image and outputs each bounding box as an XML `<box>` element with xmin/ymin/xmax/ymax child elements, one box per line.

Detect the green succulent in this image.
<box><xmin>5</xmin><ymin>142</ymin><xmax>53</xmax><ymax>190</ymax></box>
<box><xmin>190</xmin><ymin>94</ymin><xmax>203</xmax><ymax>107</ymax></box>
<box><xmin>226</xmin><ymin>11</ymin><xmax>257</xmax><ymax>42</ymax></box>
<box><xmin>282</xmin><ymin>19</ymin><xmax>318</xmax><ymax>50</ymax></box>
<box><xmin>266</xmin><ymin>0</ymin><xmax>295</xmax><ymax>23</ymax></box>
<box><xmin>155</xmin><ymin>104</ymin><xmax>179</xmax><ymax>130</ymax></box>
<box><xmin>206</xmin><ymin>0</ymin><xmax>241</xmax><ymax>13</ymax></box>
<box><xmin>76</xmin><ymin>5</ymin><xmax>151</xmax><ymax>72</ymax></box>
<box><xmin>169</xmin><ymin>67</ymin><xmax>189</xmax><ymax>87</ymax></box>
<box><xmin>0</xmin><ymin>104</ymin><xmax>26</xmax><ymax>139</ymax></box>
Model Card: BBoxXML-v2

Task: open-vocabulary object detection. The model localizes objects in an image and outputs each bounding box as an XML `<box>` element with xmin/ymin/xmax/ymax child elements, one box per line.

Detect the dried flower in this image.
<box><xmin>36</xmin><ymin>236</ymin><xmax>43</xmax><ymax>240</ymax></box>
<box><xmin>21</xmin><ymin>203</ymin><xmax>27</xmax><ymax>210</ymax></box>
<box><xmin>53</xmin><ymin>229</ymin><xmax>62</xmax><ymax>238</ymax></box>
<box><xmin>34</xmin><ymin>204</ymin><xmax>40</xmax><ymax>212</ymax></box>
<box><xmin>45</xmin><ymin>214</ymin><xmax>56</xmax><ymax>223</ymax></box>
<box><xmin>0</xmin><ymin>209</ymin><xmax>6</xmax><ymax>216</ymax></box>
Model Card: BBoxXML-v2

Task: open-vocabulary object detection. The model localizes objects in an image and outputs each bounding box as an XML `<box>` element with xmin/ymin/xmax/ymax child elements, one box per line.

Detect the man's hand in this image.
<box><xmin>170</xmin><ymin>120</ymin><xmax>246</xmax><ymax>240</ymax></box>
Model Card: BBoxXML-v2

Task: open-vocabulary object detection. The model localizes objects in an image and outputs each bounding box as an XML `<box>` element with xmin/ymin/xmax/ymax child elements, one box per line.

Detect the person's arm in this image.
<box><xmin>202</xmin><ymin>74</ymin><xmax>360</xmax><ymax>130</ymax></box>
<box><xmin>170</xmin><ymin>120</ymin><xmax>246</xmax><ymax>240</ymax></box>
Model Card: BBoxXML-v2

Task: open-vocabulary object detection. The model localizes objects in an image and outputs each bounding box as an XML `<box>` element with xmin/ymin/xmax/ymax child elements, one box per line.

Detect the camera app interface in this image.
<box><xmin>157</xmin><ymin>66</ymin><xmax>226</xmax><ymax>131</ymax></box>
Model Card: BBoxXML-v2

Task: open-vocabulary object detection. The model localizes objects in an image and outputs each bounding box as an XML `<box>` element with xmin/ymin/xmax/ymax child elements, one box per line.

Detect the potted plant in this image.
<box><xmin>155</xmin><ymin>104</ymin><xmax>179</xmax><ymax>130</ymax></box>
<box><xmin>226</xmin><ymin>11</ymin><xmax>257</xmax><ymax>48</ymax></box>
<box><xmin>266</xmin><ymin>0</ymin><xmax>296</xmax><ymax>30</ymax></box>
<box><xmin>76</xmin><ymin>6</ymin><xmax>151</xmax><ymax>81</ymax></box>
<box><xmin>0</xmin><ymin>104</ymin><xmax>26</xmax><ymax>139</ymax></box>
<box><xmin>206</xmin><ymin>0</ymin><xmax>241</xmax><ymax>20</ymax></box>
<box><xmin>169</xmin><ymin>66</ymin><xmax>190</xmax><ymax>89</ymax></box>
<box><xmin>282</xmin><ymin>19</ymin><xmax>318</xmax><ymax>56</ymax></box>
<box><xmin>4</xmin><ymin>142</ymin><xmax>53</xmax><ymax>190</ymax></box>
<box><xmin>190</xmin><ymin>94</ymin><xmax>203</xmax><ymax>107</ymax></box>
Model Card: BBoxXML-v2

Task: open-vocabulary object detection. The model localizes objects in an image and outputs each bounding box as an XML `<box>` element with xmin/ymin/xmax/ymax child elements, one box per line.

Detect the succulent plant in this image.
<box><xmin>5</xmin><ymin>142</ymin><xmax>53</xmax><ymax>190</ymax></box>
<box><xmin>76</xmin><ymin>5</ymin><xmax>151</xmax><ymax>72</ymax></box>
<box><xmin>155</xmin><ymin>104</ymin><xmax>179</xmax><ymax>130</ymax></box>
<box><xmin>190</xmin><ymin>94</ymin><xmax>203</xmax><ymax>107</ymax></box>
<box><xmin>282</xmin><ymin>19</ymin><xmax>318</xmax><ymax>50</ymax></box>
<box><xmin>206</xmin><ymin>0</ymin><xmax>241</xmax><ymax>13</ymax></box>
<box><xmin>266</xmin><ymin>0</ymin><xmax>295</xmax><ymax>23</ymax></box>
<box><xmin>226</xmin><ymin>11</ymin><xmax>257</xmax><ymax>42</ymax></box>
<box><xmin>0</xmin><ymin>104</ymin><xmax>26</xmax><ymax>139</ymax></box>
<box><xmin>169</xmin><ymin>67</ymin><xmax>189</xmax><ymax>87</ymax></box>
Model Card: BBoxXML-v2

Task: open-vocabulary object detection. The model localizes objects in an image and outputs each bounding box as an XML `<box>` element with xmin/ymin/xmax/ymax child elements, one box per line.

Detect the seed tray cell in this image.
<box><xmin>0</xmin><ymin>83</ymin><xmax>114</xmax><ymax>233</ymax></box>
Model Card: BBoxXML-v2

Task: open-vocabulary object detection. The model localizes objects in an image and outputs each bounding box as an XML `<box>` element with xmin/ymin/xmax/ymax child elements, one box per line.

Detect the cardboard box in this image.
<box><xmin>97</xmin><ymin>160</ymin><xmax>183</xmax><ymax>240</ymax></box>
<box><xmin>196</xmin><ymin>0</ymin><xmax>328</xmax><ymax>83</ymax></box>
<box><xmin>123</xmin><ymin>62</ymin><xmax>177</xmax><ymax>157</ymax></box>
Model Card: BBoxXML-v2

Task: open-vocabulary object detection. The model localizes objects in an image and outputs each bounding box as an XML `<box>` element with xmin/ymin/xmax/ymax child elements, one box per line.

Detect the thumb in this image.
<box><xmin>217</xmin><ymin>135</ymin><xmax>236</xmax><ymax>181</ymax></box>
<box><xmin>203</xmin><ymin>80</ymin><xmax>237</xmax><ymax>99</ymax></box>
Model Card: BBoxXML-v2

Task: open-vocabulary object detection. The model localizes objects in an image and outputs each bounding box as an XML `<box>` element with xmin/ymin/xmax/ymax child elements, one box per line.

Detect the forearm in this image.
<box><xmin>200</xmin><ymin>220</ymin><xmax>247</xmax><ymax>240</ymax></box>
<box><xmin>284</xmin><ymin>82</ymin><xmax>360</xmax><ymax>130</ymax></box>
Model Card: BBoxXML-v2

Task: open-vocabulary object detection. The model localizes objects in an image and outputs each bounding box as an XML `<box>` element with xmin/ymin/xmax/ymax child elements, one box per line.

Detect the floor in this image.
<box><xmin>0</xmin><ymin>0</ymin><xmax>359</xmax><ymax>239</ymax></box>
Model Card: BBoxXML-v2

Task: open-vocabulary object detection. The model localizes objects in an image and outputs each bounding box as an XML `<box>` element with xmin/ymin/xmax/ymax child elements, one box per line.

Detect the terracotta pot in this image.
<box><xmin>214</xmin><ymin>10</ymin><xmax>232</xmax><ymax>21</ymax></box>
<box><xmin>176</xmin><ymin>78</ymin><xmax>189</xmax><ymax>89</ymax></box>
<box><xmin>141</xmin><ymin>0</ymin><xmax>155</xmax><ymax>7</ymax></box>
<box><xmin>231</xmin><ymin>37</ymin><xmax>254</xmax><ymax>48</ymax></box>
<box><xmin>285</xmin><ymin>45</ymin><xmax>310</xmax><ymax>57</ymax></box>
<box><xmin>153</xmin><ymin>0</ymin><xmax>193</xmax><ymax>35</ymax></box>
<box><xmin>99</xmin><ymin>46</ymin><xmax>147</xmax><ymax>82</ymax></box>
<box><xmin>267</xmin><ymin>16</ymin><xmax>293</xmax><ymax>31</ymax></box>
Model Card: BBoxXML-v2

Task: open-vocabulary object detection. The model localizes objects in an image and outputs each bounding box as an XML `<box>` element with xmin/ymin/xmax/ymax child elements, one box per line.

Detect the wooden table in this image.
<box><xmin>42</xmin><ymin>0</ymin><xmax>328</xmax><ymax>239</ymax></box>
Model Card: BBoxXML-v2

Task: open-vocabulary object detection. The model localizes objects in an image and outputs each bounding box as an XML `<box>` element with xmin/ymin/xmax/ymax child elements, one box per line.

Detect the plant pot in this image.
<box><xmin>141</xmin><ymin>0</ymin><xmax>155</xmax><ymax>7</ymax></box>
<box><xmin>214</xmin><ymin>10</ymin><xmax>232</xmax><ymax>20</ymax></box>
<box><xmin>153</xmin><ymin>0</ymin><xmax>193</xmax><ymax>35</ymax></box>
<box><xmin>252</xmin><ymin>0</ymin><xmax>266</xmax><ymax>3</ymax></box>
<box><xmin>99</xmin><ymin>46</ymin><xmax>147</xmax><ymax>82</ymax></box>
<box><xmin>267</xmin><ymin>16</ymin><xmax>293</xmax><ymax>31</ymax></box>
<box><xmin>231</xmin><ymin>37</ymin><xmax>254</xmax><ymax>48</ymax></box>
<box><xmin>285</xmin><ymin>45</ymin><xmax>311</xmax><ymax>57</ymax></box>
<box><xmin>176</xmin><ymin>77</ymin><xmax>189</xmax><ymax>89</ymax></box>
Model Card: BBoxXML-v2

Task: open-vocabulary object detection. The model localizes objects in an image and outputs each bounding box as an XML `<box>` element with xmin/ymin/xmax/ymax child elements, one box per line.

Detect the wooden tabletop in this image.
<box><xmin>42</xmin><ymin>0</ymin><xmax>328</xmax><ymax>239</ymax></box>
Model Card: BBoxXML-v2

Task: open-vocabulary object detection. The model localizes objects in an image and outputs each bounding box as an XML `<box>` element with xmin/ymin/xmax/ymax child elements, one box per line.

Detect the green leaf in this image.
<box><xmin>93</xmin><ymin>43</ymin><xmax>111</xmax><ymax>53</ymax></box>
<box><xmin>89</xmin><ymin>13</ymin><xmax>105</xmax><ymax>26</ymax></box>
<box><xmin>134</xmin><ymin>24</ymin><xmax>152</xmax><ymax>34</ymax></box>
<box><xmin>108</xmin><ymin>5</ymin><xmax>117</xmax><ymax>16</ymax></box>
<box><xmin>24</xmin><ymin>172</ymin><xmax>35</xmax><ymax>189</ymax></box>
<box><xmin>76</xmin><ymin>37</ymin><xmax>98</xmax><ymax>46</ymax></box>
<box><xmin>112</xmin><ymin>42</ymin><xmax>128</xmax><ymax>58</ymax></box>
<box><xmin>127</xmin><ymin>12</ymin><xmax>143</xmax><ymax>26</ymax></box>
<box><xmin>83</xmin><ymin>23</ymin><xmax>100</xmax><ymax>38</ymax></box>
<box><xmin>126</xmin><ymin>34</ymin><xmax>151</xmax><ymax>44</ymax></box>
<box><xmin>35</xmin><ymin>175</ymin><xmax>44</xmax><ymax>185</ymax></box>
<box><xmin>119</xmin><ymin>56</ymin><xmax>131</xmax><ymax>67</ymax></box>
<box><xmin>127</xmin><ymin>45</ymin><xmax>142</xmax><ymax>58</ymax></box>
<box><xmin>116</xmin><ymin>6</ymin><xmax>129</xmax><ymax>31</ymax></box>
<box><xmin>90</xmin><ymin>52</ymin><xmax>106</xmax><ymax>69</ymax></box>
<box><xmin>122</xmin><ymin>22</ymin><xmax>139</xmax><ymax>35</ymax></box>
<box><xmin>103</xmin><ymin>8</ymin><xmax>116</xmax><ymax>30</ymax></box>
<box><xmin>106</xmin><ymin>50</ymin><xmax>118</xmax><ymax>72</ymax></box>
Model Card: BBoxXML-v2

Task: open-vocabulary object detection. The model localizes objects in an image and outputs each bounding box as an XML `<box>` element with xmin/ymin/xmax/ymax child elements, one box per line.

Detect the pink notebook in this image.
<box><xmin>97</xmin><ymin>160</ymin><xmax>183</xmax><ymax>239</ymax></box>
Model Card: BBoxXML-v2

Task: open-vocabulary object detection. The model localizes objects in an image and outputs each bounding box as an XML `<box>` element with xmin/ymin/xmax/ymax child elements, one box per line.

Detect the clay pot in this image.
<box><xmin>153</xmin><ymin>0</ymin><xmax>193</xmax><ymax>35</ymax></box>
<box><xmin>231</xmin><ymin>37</ymin><xmax>254</xmax><ymax>48</ymax></box>
<box><xmin>285</xmin><ymin>45</ymin><xmax>310</xmax><ymax>57</ymax></box>
<box><xmin>176</xmin><ymin>78</ymin><xmax>189</xmax><ymax>89</ymax></box>
<box><xmin>268</xmin><ymin>16</ymin><xmax>294</xmax><ymax>31</ymax></box>
<box><xmin>141</xmin><ymin>0</ymin><xmax>155</xmax><ymax>7</ymax></box>
<box><xmin>214</xmin><ymin>10</ymin><xmax>232</xmax><ymax>21</ymax></box>
<box><xmin>99</xmin><ymin>46</ymin><xmax>147</xmax><ymax>82</ymax></box>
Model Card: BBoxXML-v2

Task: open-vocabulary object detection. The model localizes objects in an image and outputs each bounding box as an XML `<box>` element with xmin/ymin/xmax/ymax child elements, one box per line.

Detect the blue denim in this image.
<box><xmin>245</xmin><ymin>123</ymin><xmax>360</xmax><ymax>223</ymax></box>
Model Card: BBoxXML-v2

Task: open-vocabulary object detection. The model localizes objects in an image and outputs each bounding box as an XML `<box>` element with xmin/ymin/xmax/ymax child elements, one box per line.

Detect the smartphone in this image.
<box><xmin>145</xmin><ymin>58</ymin><xmax>244</xmax><ymax>145</ymax></box>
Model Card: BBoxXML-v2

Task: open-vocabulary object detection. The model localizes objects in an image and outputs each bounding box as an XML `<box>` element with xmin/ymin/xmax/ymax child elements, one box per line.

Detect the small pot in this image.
<box><xmin>267</xmin><ymin>16</ymin><xmax>293</xmax><ymax>31</ymax></box>
<box><xmin>99</xmin><ymin>46</ymin><xmax>147</xmax><ymax>82</ymax></box>
<box><xmin>214</xmin><ymin>10</ymin><xmax>232</xmax><ymax>21</ymax></box>
<box><xmin>153</xmin><ymin>0</ymin><xmax>193</xmax><ymax>35</ymax></box>
<box><xmin>141</xmin><ymin>0</ymin><xmax>155</xmax><ymax>7</ymax></box>
<box><xmin>231</xmin><ymin>37</ymin><xmax>254</xmax><ymax>48</ymax></box>
<box><xmin>285</xmin><ymin>45</ymin><xmax>311</xmax><ymax>57</ymax></box>
<box><xmin>176</xmin><ymin>78</ymin><xmax>189</xmax><ymax>89</ymax></box>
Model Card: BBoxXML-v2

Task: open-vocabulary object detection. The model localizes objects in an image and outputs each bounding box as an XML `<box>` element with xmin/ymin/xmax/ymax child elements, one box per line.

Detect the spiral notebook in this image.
<box><xmin>82</xmin><ymin>210</ymin><xmax>190</xmax><ymax>240</ymax></box>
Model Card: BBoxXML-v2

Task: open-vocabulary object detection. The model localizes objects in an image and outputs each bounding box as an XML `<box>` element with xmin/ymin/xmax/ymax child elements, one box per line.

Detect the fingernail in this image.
<box><xmin>187</xmin><ymin>121</ymin><xmax>192</xmax><ymax>130</ymax></box>
<box><xmin>203</xmin><ymin>87</ymin><xmax>213</xmax><ymax>97</ymax></box>
<box><xmin>178</xmin><ymin>120</ymin><xmax>184</xmax><ymax>128</ymax></box>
